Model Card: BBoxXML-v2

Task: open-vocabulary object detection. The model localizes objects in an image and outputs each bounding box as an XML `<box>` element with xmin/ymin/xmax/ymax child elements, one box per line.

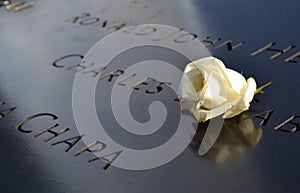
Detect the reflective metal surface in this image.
<box><xmin>0</xmin><ymin>0</ymin><xmax>299</xmax><ymax>192</ymax></box>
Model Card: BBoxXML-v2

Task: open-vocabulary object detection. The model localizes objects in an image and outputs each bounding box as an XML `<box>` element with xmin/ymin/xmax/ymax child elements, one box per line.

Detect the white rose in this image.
<box><xmin>178</xmin><ymin>56</ymin><xmax>257</xmax><ymax>122</ymax></box>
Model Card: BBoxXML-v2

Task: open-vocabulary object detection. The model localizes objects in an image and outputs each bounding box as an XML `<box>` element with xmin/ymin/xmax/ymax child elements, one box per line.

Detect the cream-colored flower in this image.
<box><xmin>178</xmin><ymin>56</ymin><xmax>257</xmax><ymax>122</ymax></box>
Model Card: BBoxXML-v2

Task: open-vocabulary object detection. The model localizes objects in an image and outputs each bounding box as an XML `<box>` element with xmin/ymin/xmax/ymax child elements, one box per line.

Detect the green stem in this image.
<box><xmin>255</xmin><ymin>82</ymin><xmax>272</xmax><ymax>94</ymax></box>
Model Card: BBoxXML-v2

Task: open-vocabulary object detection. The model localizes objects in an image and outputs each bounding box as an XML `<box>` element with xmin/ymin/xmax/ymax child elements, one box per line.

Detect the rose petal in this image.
<box><xmin>224</xmin><ymin>77</ymin><xmax>257</xmax><ymax>118</ymax></box>
<box><xmin>224</xmin><ymin>69</ymin><xmax>247</xmax><ymax>94</ymax></box>
<box><xmin>192</xmin><ymin>100</ymin><xmax>236</xmax><ymax>122</ymax></box>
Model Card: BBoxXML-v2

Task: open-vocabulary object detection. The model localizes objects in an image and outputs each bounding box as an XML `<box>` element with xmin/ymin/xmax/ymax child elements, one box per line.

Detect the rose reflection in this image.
<box><xmin>190</xmin><ymin>113</ymin><xmax>262</xmax><ymax>164</ymax></box>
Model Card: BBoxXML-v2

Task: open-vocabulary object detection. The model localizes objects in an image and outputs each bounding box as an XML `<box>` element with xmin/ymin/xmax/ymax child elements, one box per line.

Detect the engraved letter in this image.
<box><xmin>16</xmin><ymin>113</ymin><xmax>58</xmax><ymax>133</ymax></box>
<box><xmin>52</xmin><ymin>135</ymin><xmax>84</xmax><ymax>152</ymax></box>
<box><xmin>74</xmin><ymin>140</ymin><xmax>107</xmax><ymax>156</ymax></box>
<box><xmin>0</xmin><ymin>106</ymin><xmax>16</xmax><ymax>120</ymax></box>
<box><xmin>88</xmin><ymin>150</ymin><xmax>123</xmax><ymax>170</ymax></box>
<box><xmin>274</xmin><ymin>115</ymin><xmax>300</xmax><ymax>133</ymax></box>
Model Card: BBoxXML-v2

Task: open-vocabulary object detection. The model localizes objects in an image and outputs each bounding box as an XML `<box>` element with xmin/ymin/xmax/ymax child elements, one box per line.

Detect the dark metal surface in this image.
<box><xmin>0</xmin><ymin>0</ymin><xmax>299</xmax><ymax>192</ymax></box>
